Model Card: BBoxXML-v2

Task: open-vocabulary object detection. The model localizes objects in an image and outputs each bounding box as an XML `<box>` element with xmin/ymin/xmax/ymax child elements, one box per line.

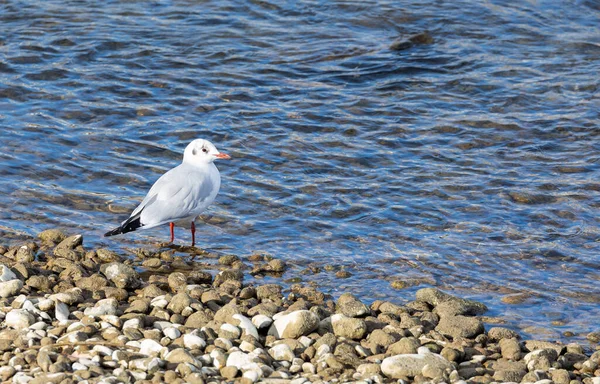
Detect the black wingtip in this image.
<box><xmin>105</xmin><ymin>215</ymin><xmax>142</xmax><ymax>237</ymax></box>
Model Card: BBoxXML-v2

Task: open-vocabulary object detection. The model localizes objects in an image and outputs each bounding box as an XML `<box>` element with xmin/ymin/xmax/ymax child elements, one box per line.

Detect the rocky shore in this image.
<box><xmin>0</xmin><ymin>229</ymin><xmax>598</xmax><ymax>384</ymax></box>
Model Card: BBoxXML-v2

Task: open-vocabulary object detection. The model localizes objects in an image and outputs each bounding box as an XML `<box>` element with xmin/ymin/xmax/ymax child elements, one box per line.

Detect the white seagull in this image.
<box><xmin>105</xmin><ymin>139</ymin><xmax>230</xmax><ymax>246</ymax></box>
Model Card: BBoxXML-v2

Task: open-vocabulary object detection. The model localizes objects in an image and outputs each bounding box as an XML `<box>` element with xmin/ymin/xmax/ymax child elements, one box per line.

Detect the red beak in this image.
<box><xmin>214</xmin><ymin>153</ymin><xmax>231</xmax><ymax>159</ymax></box>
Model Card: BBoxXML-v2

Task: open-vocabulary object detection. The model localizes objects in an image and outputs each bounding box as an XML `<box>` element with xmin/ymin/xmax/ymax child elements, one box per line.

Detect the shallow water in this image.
<box><xmin>1</xmin><ymin>0</ymin><xmax>600</xmax><ymax>341</ymax></box>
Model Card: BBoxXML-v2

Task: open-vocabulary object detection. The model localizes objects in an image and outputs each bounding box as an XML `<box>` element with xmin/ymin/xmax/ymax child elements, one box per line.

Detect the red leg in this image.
<box><xmin>191</xmin><ymin>222</ymin><xmax>196</xmax><ymax>247</ymax></box>
<box><xmin>169</xmin><ymin>222</ymin><xmax>175</xmax><ymax>243</ymax></box>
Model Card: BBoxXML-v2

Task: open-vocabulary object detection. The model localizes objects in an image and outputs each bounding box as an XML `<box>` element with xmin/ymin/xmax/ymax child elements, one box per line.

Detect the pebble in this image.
<box><xmin>0</xmin><ymin>233</ymin><xmax>594</xmax><ymax>384</ymax></box>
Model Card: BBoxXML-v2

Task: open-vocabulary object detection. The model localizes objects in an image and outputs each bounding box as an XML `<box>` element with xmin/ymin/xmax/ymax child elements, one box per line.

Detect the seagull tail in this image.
<box><xmin>104</xmin><ymin>214</ymin><xmax>142</xmax><ymax>237</ymax></box>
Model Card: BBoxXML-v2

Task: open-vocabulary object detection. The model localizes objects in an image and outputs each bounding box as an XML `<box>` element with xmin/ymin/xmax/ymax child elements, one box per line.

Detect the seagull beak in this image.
<box><xmin>214</xmin><ymin>152</ymin><xmax>231</xmax><ymax>159</ymax></box>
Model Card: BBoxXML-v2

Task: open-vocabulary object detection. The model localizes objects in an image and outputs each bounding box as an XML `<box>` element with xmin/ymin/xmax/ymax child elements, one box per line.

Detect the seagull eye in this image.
<box><xmin>202</xmin><ymin>148</ymin><xmax>208</xmax><ymax>153</ymax></box>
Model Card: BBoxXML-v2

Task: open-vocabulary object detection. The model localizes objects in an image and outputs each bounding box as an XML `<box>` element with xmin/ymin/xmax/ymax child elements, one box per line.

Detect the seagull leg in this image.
<box><xmin>169</xmin><ymin>222</ymin><xmax>175</xmax><ymax>243</ymax></box>
<box><xmin>191</xmin><ymin>222</ymin><xmax>196</xmax><ymax>247</ymax></box>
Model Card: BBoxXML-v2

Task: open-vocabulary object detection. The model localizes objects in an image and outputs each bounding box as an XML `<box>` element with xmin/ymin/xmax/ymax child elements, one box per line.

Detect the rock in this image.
<box><xmin>53</xmin><ymin>234</ymin><xmax>84</xmax><ymax>260</ymax></box>
<box><xmin>167</xmin><ymin>272</ymin><xmax>187</xmax><ymax>291</ymax></box>
<box><xmin>166</xmin><ymin>348</ymin><xmax>198</xmax><ymax>365</ymax></box>
<box><xmin>185</xmin><ymin>310</ymin><xmax>213</xmax><ymax>328</ymax></box>
<box><xmin>5</xmin><ymin>309</ymin><xmax>35</xmax><ymax>330</ymax></box>
<box><xmin>550</xmin><ymin>369</ymin><xmax>571</xmax><ymax>384</ymax></box>
<box><xmin>220</xmin><ymin>366</ymin><xmax>239</xmax><ymax>379</ymax></box>
<box><xmin>55</xmin><ymin>301</ymin><xmax>69</xmax><ymax>323</ymax></box>
<box><xmin>269</xmin><ymin>344</ymin><xmax>295</xmax><ymax>362</ymax></box>
<box><xmin>166</xmin><ymin>292</ymin><xmax>193</xmax><ymax>314</ymax></box>
<box><xmin>336</xmin><ymin>293</ymin><xmax>370</xmax><ymax>317</ymax></box>
<box><xmin>38</xmin><ymin>229</ymin><xmax>66</xmax><ymax>243</ymax></box>
<box><xmin>388</xmin><ymin>337</ymin><xmax>420</xmax><ymax>355</ymax></box>
<box><xmin>26</xmin><ymin>276</ymin><xmax>51</xmax><ymax>291</ymax></box>
<box><xmin>416</xmin><ymin>288</ymin><xmax>487</xmax><ymax>317</ymax></box>
<box><xmin>331</xmin><ymin>314</ymin><xmax>367</xmax><ymax>339</ymax></box>
<box><xmin>524</xmin><ymin>340</ymin><xmax>564</xmax><ymax>355</ymax></box>
<box><xmin>233</xmin><ymin>314</ymin><xmax>259</xmax><ymax>339</ymax></box>
<box><xmin>368</xmin><ymin>329</ymin><xmax>397</xmax><ymax>349</ymax></box>
<box><xmin>96</xmin><ymin>249</ymin><xmax>121</xmax><ymax>263</ymax></box>
<box><xmin>491</xmin><ymin>359</ymin><xmax>527</xmax><ymax>382</ymax></box>
<box><xmin>268</xmin><ymin>310</ymin><xmax>320</xmax><ymax>339</ymax></box>
<box><xmin>499</xmin><ymin>338</ymin><xmax>521</xmax><ymax>360</ymax></box>
<box><xmin>83</xmin><ymin>298</ymin><xmax>118</xmax><ymax>317</ymax></box>
<box><xmin>381</xmin><ymin>347</ymin><xmax>452</xmax><ymax>378</ymax></box>
<box><xmin>256</xmin><ymin>284</ymin><xmax>282</xmax><ymax>301</ymax></box>
<box><xmin>523</xmin><ymin>348</ymin><xmax>558</xmax><ymax>372</ymax></box>
<box><xmin>0</xmin><ymin>280</ymin><xmax>23</xmax><ymax>298</ymax></box>
<box><xmin>251</xmin><ymin>315</ymin><xmax>272</xmax><ymax>330</ymax></box>
<box><xmin>100</xmin><ymin>262</ymin><xmax>140</xmax><ymax>289</ymax></box>
<box><xmin>435</xmin><ymin>315</ymin><xmax>484</xmax><ymax>339</ymax></box>
<box><xmin>139</xmin><ymin>339</ymin><xmax>164</xmax><ymax>356</ymax></box>
<box><xmin>357</xmin><ymin>363</ymin><xmax>381</xmax><ymax>378</ymax></box>
<box><xmin>213</xmin><ymin>269</ymin><xmax>243</xmax><ymax>287</ymax></box>
<box><xmin>183</xmin><ymin>334</ymin><xmax>206</xmax><ymax>350</ymax></box>
<box><xmin>16</xmin><ymin>246</ymin><xmax>35</xmax><ymax>263</ymax></box>
<box><xmin>0</xmin><ymin>366</ymin><xmax>16</xmax><ymax>380</ymax></box>
<box><xmin>0</xmin><ymin>264</ymin><xmax>18</xmax><ymax>282</ymax></box>
<box><xmin>226</xmin><ymin>351</ymin><xmax>260</xmax><ymax>370</ymax></box>
<box><xmin>488</xmin><ymin>326</ymin><xmax>520</xmax><ymax>341</ymax></box>
<box><xmin>558</xmin><ymin>352</ymin><xmax>587</xmax><ymax>370</ymax></box>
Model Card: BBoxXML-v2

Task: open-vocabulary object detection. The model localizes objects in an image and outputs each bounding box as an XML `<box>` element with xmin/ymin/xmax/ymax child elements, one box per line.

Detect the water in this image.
<box><xmin>1</xmin><ymin>0</ymin><xmax>599</xmax><ymax>341</ymax></box>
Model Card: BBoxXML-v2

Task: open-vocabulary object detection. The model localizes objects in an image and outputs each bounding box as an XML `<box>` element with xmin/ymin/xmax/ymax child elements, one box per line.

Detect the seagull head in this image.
<box><xmin>183</xmin><ymin>139</ymin><xmax>231</xmax><ymax>165</ymax></box>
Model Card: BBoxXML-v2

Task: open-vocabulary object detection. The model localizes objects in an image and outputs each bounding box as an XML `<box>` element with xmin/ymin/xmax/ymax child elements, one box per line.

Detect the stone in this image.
<box><xmin>233</xmin><ymin>314</ymin><xmax>259</xmax><ymax>339</ymax></box>
<box><xmin>226</xmin><ymin>351</ymin><xmax>260</xmax><ymax>370</ymax></box>
<box><xmin>55</xmin><ymin>301</ymin><xmax>70</xmax><ymax>323</ymax></box>
<box><xmin>491</xmin><ymin>359</ymin><xmax>527</xmax><ymax>382</ymax></box>
<box><xmin>336</xmin><ymin>293</ymin><xmax>370</xmax><ymax>317</ymax></box>
<box><xmin>213</xmin><ymin>269</ymin><xmax>243</xmax><ymax>287</ymax></box>
<box><xmin>6</xmin><ymin>309</ymin><xmax>35</xmax><ymax>330</ymax></box>
<box><xmin>357</xmin><ymin>363</ymin><xmax>381</xmax><ymax>377</ymax></box>
<box><xmin>331</xmin><ymin>314</ymin><xmax>367</xmax><ymax>339</ymax></box>
<box><xmin>251</xmin><ymin>315</ymin><xmax>272</xmax><ymax>329</ymax></box>
<box><xmin>183</xmin><ymin>334</ymin><xmax>206</xmax><ymax>350</ymax></box>
<box><xmin>16</xmin><ymin>246</ymin><xmax>35</xmax><ymax>263</ymax></box>
<box><xmin>416</xmin><ymin>288</ymin><xmax>487</xmax><ymax>317</ymax></box>
<box><xmin>0</xmin><ymin>280</ymin><xmax>23</xmax><ymax>298</ymax></box>
<box><xmin>488</xmin><ymin>326</ymin><xmax>520</xmax><ymax>341</ymax></box>
<box><xmin>381</xmin><ymin>347</ymin><xmax>452</xmax><ymax>378</ymax></box>
<box><xmin>435</xmin><ymin>315</ymin><xmax>484</xmax><ymax>339</ymax></box>
<box><xmin>0</xmin><ymin>265</ymin><xmax>18</xmax><ymax>283</ymax></box>
<box><xmin>388</xmin><ymin>337</ymin><xmax>421</xmax><ymax>355</ymax></box>
<box><xmin>53</xmin><ymin>234</ymin><xmax>84</xmax><ymax>260</ymax></box>
<box><xmin>26</xmin><ymin>276</ymin><xmax>51</xmax><ymax>291</ymax></box>
<box><xmin>38</xmin><ymin>229</ymin><xmax>66</xmax><ymax>243</ymax></box>
<box><xmin>139</xmin><ymin>339</ymin><xmax>164</xmax><ymax>356</ymax></box>
<box><xmin>256</xmin><ymin>284</ymin><xmax>282</xmax><ymax>301</ymax></box>
<box><xmin>550</xmin><ymin>369</ymin><xmax>571</xmax><ymax>384</ymax></box>
<box><xmin>185</xmin><ymin>310</ymin><xmax>213</xmax><ymax>328</ymax></box>
<box><xmin>83</xmin><ymin>298</ymin><xmax>118</xmax><ymax>317</ymax></box>
<box><xmin>268</xmin><ymin>310</ymin><xmax>319</xmax><ymax>339</ymax></box>
<box><xmin>524</xmin><ymin>340</ymin><xmax>564</xmax><ymax>355</ymax></box>
<box><xmin>166</xmin><ymin>292</ymin><xmax>193</xmax><ymax>314</ymax></box>
<box><xmin>166</xmin><ymin>348</ymin><xmax>198</xmax><ymax>365</ymax></box>
<box><xmin>220</xmin><ymin>366</ymin><xmax>239</xmax><ymax>379</ymax></box>
<box><xmin>96</xmin><ymin>249</ymin><xmax>121</xmax><ymax>263</ymax></box>
<box><xmin>100</xmin><ymin>262</ymin><xmax>140</xmax><ymax>289</ymax></box>
<box><xmin>499</xmin><ymin>338</ymin><xmax>521</xmax><ymax>360</ymax></box>
<box><xmin>269</xmin><ymin>344</ymin><xmax>295</xmax><ymax>362</ymax></box>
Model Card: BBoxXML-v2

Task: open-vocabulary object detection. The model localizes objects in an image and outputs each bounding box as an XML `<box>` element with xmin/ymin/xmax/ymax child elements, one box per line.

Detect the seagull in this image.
<box><xmin>104</xmin><ymin>139</ymin><xmax>230</xmax><ymax>246</ymax></box>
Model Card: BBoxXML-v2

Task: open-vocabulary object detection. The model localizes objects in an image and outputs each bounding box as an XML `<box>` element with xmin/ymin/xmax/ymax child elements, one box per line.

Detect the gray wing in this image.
<box><xmin>127</xmin><ymin>164</ymin><xmax>219</xmax><ymax>229</ymax></box>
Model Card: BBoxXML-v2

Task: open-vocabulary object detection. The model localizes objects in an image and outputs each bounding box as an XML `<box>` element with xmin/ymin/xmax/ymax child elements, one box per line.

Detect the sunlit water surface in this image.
<box><xmin>1</xmin><ymin>0</ymin><xmax>600</xmax><ymax>341</ymax></box>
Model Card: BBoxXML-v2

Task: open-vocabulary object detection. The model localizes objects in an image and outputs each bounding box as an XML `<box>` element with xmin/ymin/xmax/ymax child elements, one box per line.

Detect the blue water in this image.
<box><xmin>1</xmin><ymin>0</ymin><xmax>600</xmax><ymax>341</ymax></box>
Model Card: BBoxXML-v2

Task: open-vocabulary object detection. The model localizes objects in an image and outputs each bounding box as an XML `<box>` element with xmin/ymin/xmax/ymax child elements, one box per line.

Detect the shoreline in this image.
<box><xmin>0</xmin><ymin>229</ymin><xmax>598</xmax><ymax>383</ymax></box>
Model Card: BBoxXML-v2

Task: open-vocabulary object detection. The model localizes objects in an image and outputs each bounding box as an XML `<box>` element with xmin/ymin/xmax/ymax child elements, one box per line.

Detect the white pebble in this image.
<box><xmin>183</xmin><ymin>334</ymin><xmax>206</xmax><ymax>350</ymax></box>
<box><xmin>163</xmin><ymin>327</ymin><xmax>181</xmax><ymax>339</ymax></box>
<box><xmin>139</xmin><ymin>339</ymin><xmax>163</xmax><ymax>357</ymax></box>
<box><xmin>55</xmin><ymin>301</ymin><xmax>70</xmax><ymax>323</ymax></box>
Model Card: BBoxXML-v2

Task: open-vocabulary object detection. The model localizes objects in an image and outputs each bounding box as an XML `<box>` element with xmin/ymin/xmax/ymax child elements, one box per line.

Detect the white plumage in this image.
<box><xmin>105</xmin><ymin>139</ymin><xmax>230</xmax><ymax>246</ymax></box>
